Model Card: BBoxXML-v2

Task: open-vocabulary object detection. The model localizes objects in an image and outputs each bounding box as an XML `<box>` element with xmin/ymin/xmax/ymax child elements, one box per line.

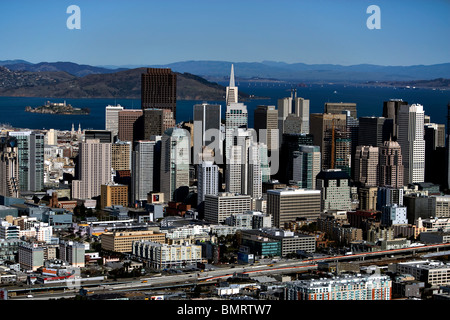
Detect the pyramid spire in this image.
<box><xmin>229</xmin><ymin>64</ymin><xmax>235</xmax><ymax>87</ymax></box>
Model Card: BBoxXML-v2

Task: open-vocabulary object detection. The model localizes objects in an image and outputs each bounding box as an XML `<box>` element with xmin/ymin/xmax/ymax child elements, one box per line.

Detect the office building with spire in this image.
<box><xmin>226</xmin><ymin>64</ymin><xmax>238</xmax><ymax>106</ymax></box>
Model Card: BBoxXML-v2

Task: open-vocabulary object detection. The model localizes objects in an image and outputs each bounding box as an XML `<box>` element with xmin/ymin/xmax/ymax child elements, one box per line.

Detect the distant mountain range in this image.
<box><xmin>0</xmin><ymin>59</ymin><xmax>448</xmax><ymax>99</ymax></box>
<box><xmin>0</xmin><ymin>65</ymin><xmax>247</xmax><ymax>100</ymax></box>
<box><xmin>130</xmin><ymin>60</ymin><xmax>450</xmax><ymax>83</ymax></box>
<box><xmin>2</xmin><ymin>59</ymin><xmax>449</xmax><ymax>82</ymax></box>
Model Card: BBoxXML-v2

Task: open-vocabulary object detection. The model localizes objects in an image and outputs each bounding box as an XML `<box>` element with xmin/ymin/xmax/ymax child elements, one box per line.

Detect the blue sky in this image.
<box><xmin>0</xmin><ymin>0</ymin><xmax>448</xmax><ymax>66</ymax></box>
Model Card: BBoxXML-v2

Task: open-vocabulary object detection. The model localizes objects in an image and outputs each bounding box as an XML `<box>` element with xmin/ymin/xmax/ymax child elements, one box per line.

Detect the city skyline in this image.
<box><xmin>1</xmin><ymin>0</ymin><xmax>450</xmax><ymax>305</ymax></box>
<box><xmin>0</xmin><ymin>1</ymin><xmax>449</xmax><ymax>67</ymax></box>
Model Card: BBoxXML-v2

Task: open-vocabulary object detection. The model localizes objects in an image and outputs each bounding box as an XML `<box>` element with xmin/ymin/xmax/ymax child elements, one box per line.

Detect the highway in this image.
<box><xmin>6</xmin><ymin>242</ymin><xmax>450</xmax><ymax>300</ymax></box>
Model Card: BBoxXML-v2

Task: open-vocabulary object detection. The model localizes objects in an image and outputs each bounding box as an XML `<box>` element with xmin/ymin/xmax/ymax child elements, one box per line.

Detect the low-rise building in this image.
<box><xmin>390</xmin><ymin>260</ymin><xmax>450</xmax><ymax>287</ymax></box>
<box><xmin>101</xmin><ymin>230</ymin><xmax>166</xmax><ymax>253</ymax></box>
<box><xmin>132</xmin><ymin>240</ymin><xmax>202</xmax><ymax>270</ymax></box>
<box><xmin>419</xmin><ymin>231</ymin><xmax>450</xmax><ymax>244</ymax></box>
<box><xmin>18</xmin><ymin>243</ymin><xmax>44</xmax><ymax>271</ymax></box>
<box><xmin>285</xmin><ymin>274</ymin><xmax>392</xmax><ymax>300</ymax></box>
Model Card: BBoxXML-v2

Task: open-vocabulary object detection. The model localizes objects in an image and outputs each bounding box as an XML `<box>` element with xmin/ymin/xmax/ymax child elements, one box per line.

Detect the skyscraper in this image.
<box><xmin>358</xmin><ymin>117</ymin><xmax>393</xmax><ymax>148</ymax></box>
<box><xmin>160</xmin><ymin>128</ymin><xmax>190</xmax><ymax>202</ymax></box>
<box><xmin>397</xmin><ymin>104</ymin><xmax>425</xmax><ymax>184</ymax></box>
<box><xmin>105</xmin><ymin>104</ymin><xmax>124</xmax><ymax>137</ymax></box>
<box><xmin>292</xmin><ymin>145</ymin><xmax>321</xmax><ymax>190</ymax></box>
<box><xmin>277</xmin><ymin>96</ymin><xmax>293</xmax><ymax>143</ymax></box>
<box><xmin>383</xmin><ymin>99</ymin><xmax>408</xmax><ymax>140</ymax></box>
<box><xmin>378</xmin><ymin>139</ymin><xmax>404</xmax><ymax>188</ymax></box>
<box><xmin>193</xmin><ymin>103</ymin><xmax>222</xmax><ymax>165</ymax></box>
<box><xmin>118</xmin><ymin>109</ymin><xmax>143</xmax><ymax>142</ymax></box>
<box><xmin>354</xmin><ymin>145</ymin><xmax>379</xmax><ymax>187</ymax></box>
<box><xmin>197</xmin><ymin>160</ymin><xmax>219</xmax><ymax>207</ymax></box>
<box><xmin>324</xmin><ymin>102</ymin><xmax>357</xmax><ymax>119</ymax></box>
<box><xmin>294</xmin><ymin>97</ymin><xmax>310</xmax><ymax>134</ymax></box>
<box><xmin>112</xmin><ymin>140</ymin><xmax>132</xmax><ymax>171</ymax></box>
<box><xmin>424</xmin><ymin>122</ymin><xmax>447</xmax><ymax>186</ymax></box>
<box><xmin>141</xmin><ymin>68</ymin><xmax>177</xmax><ymax>117</ymax></box>
<box><xmin>310</xmin><ymin>113</ymin><xmax>350</xmax><ymax>175</ymax></box>
<box><xmin>132</xmin><ymin>139</ymin><xmax>159</xmax><ymax>205</ymax></box>
<box><xmin>280</xmin><ymin>133</ymin><xmax>314</xmax><ymax>183</ymax></box>
<box><xmin>8</xmin><ymin>131</ymin><xmax>44</xmax><ymax>193</ymax></box>
<box><xmin>225</xmin><ymin>102</ymin><xmax>248</xmax><ymax>162</ymax></box>
<box><xmin>226</xmin><ymin>64</ymin><xmax>238</xmax><ymax>106</ymax></box>
<box><xmin>254</xmin><ymin>105</ymin><xmax>278</xmax><ymax>151</ymax></box>
<box><xmin>0</xmin><ymin>136</ymin><xmax>19</xmax><ymax>198</ymax></box>
<box><xmin>72</xmin><ymin>139</ymin><xmax>112</xmax><ymax>200</ymax></box>
<box><xmin>225</xmin><ymin>128</ymin><xmax>263</xmax><ymax>198</ymax></box>
<box><xmin>85</xmin><ymin>130</ymin><xmax>113</xmax><ymax>144</ymax></box>
<box><xmin>143</xmin><ymin>108</ymin><xmax>175</xmax><ymax>140</ymax></box>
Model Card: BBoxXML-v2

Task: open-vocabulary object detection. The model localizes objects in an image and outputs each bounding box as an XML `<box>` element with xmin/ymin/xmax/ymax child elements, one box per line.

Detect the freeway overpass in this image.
<box><xmin>5</xmin><ymin>242</ymin><xmax>450</xmax><ymax>299</ymax></box>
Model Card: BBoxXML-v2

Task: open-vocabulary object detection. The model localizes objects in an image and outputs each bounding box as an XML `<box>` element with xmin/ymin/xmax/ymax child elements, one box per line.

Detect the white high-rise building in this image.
<box><xmin>160</xmin><ymin>128</ymin><xmax>190</xmax><ymax>202</ymax></box>
<box><xmin>277</xmin><ymin>97</ymin><xmax>292</xmax><ymax>145</ymax></box>
<box><xmin>294</xmin><ymin>97</ymin><xmax>310</xmax><ymax>134</ymax></box>
<box><xmin>225</xmin><ymin>128</ymin><xmax>263</xmax><ymax>198</ymax></box>
<box><xmin>197</xmin><ymin>160</ymin><xmax>219</xmax><ymax>206</ymax></box>
<box><xmin>132</xmin><ymin>139</ymin><xmax>159</xmax><ymax>204</ymax></box>
<box><xmin>226</xmin><ymin>64</ymin><xmax>238</xmax><ymax>106</ymax></box>
<box><xmin>398</xmin><ymin>104</ymin><xmax>425</xmax><ymax>184</ymax></box>
<box><xmin>105</xmin><ymin>104</ymin><xmax>124</xmax><ymax>137</ymax></box>
<box><xmin>248</xmin><ymin>142</ymin><xmax>263</xmax><ymax>199</ymax></box>
<box><xmin>225</xmin><ymin>102</ymin><xmax>248</xmax><ymax>162</ymax></box>
<box><xmin>72</xmin><ymin>139</ymin><xmax>112</xmax><ymax>200</ymax></box>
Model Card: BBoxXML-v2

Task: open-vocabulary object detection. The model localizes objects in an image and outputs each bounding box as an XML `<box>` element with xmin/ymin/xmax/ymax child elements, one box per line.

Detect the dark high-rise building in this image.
<box><xmin>254</xmin><ymin>105</ymin><xmax>278</xmax><ymax>150</ymax></box>
<box><xmin>424</xmin><ymin>123</ymin><xmax>447</xmax><ymax>187</ymax></box>
<box><xmin>85</xmin><ymin>130</ymin><xmax>113</xmax><ymax>144</ymax></box>
<box><xmin>358</xmin><ymin>117</ymin><xmax>393</xmax><ymax>147</ymax></box>
<box><xmin>279</xmin><ymin>133</ymin><xmax>314</xmax><ymax>183</ymax></box>
<box><xmin>141</xmin><ymin>68</ymin><xmax>177</xmax><ymax>118</ymax></box>
<box><xmin>324</xmin><ymin>102</ymin><xmax>357</xmax><ymax>119</ymax></box>
<box><xmin>118</xmin><ymin>109</ymin><xmax>143</xmax><ymax>143</ymax></box>
<box><xmin>378</xmin><ymin>139</ymin><xmax>404</xmax><ymax>188</ymax></box>
<box><xmin>193</xmin><ymin>103</ymin><xmax>222</xmax><ymax>164</ymax></box>
<box><xmin>383</xmin><ymin>99</ymin><xmax>408</xmax><ymax>140</ymax></box>
<box><xmin>143</xmin><ymin>108</ymin><xmax>175</xmax><ymax>139</ymax></box>
<box><xmin>310</xmin><ymin>113</ymin><xmax>351</xmax><ymax>176</ymax></box>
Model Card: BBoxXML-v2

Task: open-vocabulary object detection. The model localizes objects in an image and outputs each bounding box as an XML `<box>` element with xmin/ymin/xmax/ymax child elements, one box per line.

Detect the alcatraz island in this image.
<box><xmin>25</xmin><ymin>101</ymin><xmax>90</xmax><ymax>115</ymax></box>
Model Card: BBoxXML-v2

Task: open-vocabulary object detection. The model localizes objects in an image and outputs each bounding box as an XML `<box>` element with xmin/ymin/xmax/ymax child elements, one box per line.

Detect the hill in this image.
<box><xmin>0</xmin><ymin>66</ymin><xmax>247</xmax><ymax>100</ymax></box>
<box><xmin>149</xmin><ymin>60</ymin><xmax>450</xmax><ymax>83</ymax></box>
